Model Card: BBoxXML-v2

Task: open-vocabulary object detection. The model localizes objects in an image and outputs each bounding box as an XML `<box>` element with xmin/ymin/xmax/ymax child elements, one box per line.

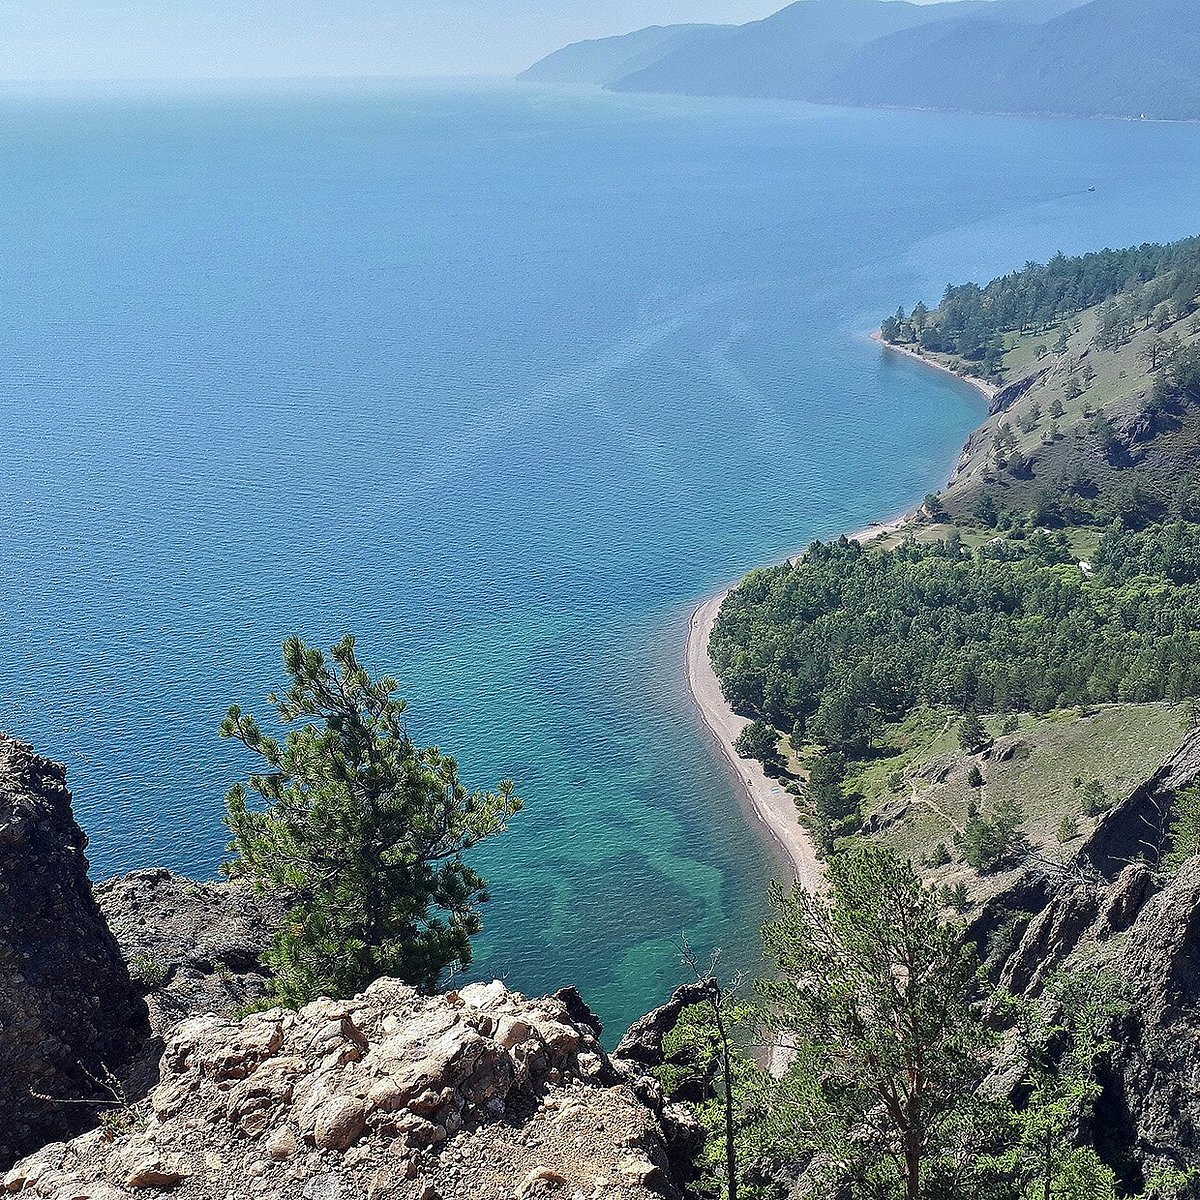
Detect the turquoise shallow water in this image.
<box><xmin>3</xmin><ymin>79</ymin><xmax>1200</xmax><ymax>1035</ymax></box>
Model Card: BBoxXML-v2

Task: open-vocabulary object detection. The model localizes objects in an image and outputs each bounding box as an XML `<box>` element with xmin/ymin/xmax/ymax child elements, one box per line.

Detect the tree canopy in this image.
<box><xmin>881</xmin><ymin>235</ymin><xmax>1200</xmax><ymax>379</ymax></box>
<box><xmin>711</xmin><ymin>523</ymin><xmax>1200</xmax><ymax>751</ymax></box>
<box><xmin>221</xmin><ymin>635</ymin><xmax>521</xmax><ymax>1006</ymax></box>
<box><xmin>761</xmin><ymin>847</ymin><xmax>996</xmax><ymax>1200</ymax></box>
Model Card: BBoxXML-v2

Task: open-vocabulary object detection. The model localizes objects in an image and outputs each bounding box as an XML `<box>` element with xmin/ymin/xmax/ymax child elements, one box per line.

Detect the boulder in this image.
<box><xmin>95</xmin><ymin>868</ymin><xmax>281</xmax><ymax>1038</ymax></box>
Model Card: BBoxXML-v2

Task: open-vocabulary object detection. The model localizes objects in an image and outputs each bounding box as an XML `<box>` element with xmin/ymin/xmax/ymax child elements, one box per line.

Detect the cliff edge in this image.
<box><xmin>4</xmin><ymin>979</ymin><xmax>684</xmax><ymax>1200</ymax></box>
<box><xmin>0</xmin><ymin>736</ymin><xmax>150</xmax><ymax>1167</ymax></box>
<box><xmin>975</xmin><ymin>729</ymin><xmax>1200</xmax><ymax>1187</ymax></box>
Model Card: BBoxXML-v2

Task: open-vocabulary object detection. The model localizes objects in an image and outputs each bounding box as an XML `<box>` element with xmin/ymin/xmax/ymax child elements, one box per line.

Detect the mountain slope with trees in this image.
<box><xmin>712</xmin><ymin>231</ymin><xmax>1200</xmax><ymax>882</ymax></box>
<box><xmin>520</xmin><ymin>0</ymin><xmax>1200</xmax><ymax>122</ymax></box>
<box><xmin>518</xmin><ymin>23</ymin><xmax>733</xmax><ymax>88</ymax></box>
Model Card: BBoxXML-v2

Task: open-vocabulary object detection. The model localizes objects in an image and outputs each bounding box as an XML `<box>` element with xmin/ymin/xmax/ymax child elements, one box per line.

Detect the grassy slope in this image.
<box><xmin>902</xmin><ymin>300</ymin><xmax>1200</xmax><ymax>528</ymax></box>
<box><xmin>813</xmin><ymin>277</ymin><xmax>1200</xmax><ymax>892</ymax></box>
<box><xmin>842</xmin><ymin>703</ymin><xmax>1189</xmax><ymax>903</ymax></box>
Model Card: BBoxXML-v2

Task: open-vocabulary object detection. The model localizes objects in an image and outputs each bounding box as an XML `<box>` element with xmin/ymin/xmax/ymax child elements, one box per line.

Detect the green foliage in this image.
<box><xmin>657</xmin><ymin>1002</ymin><xmax>788</xmax><ymax>1200</ymax></box>
<box><xmin>734</xmin><ymin>720</ymin><xmax>781</xmax><ymax>768</ymax></box>
<box><xmin>959</xmin><ymin>712</ymin><xmax>990</xmax><ymax>753</ymax></box>
<box><xmin>714</xmin><ymin>859</ymin><xmax>1136</xmax><ymax>1199</ymax></box>
<box><xmin>128</xmin><ymin>952</ymin><xmax>169</xmax><ymax>991</ymax></box>
<box><xmin>938</xmin><ymin>880</ymin><xmax>972</xmax><ymax>914</ymax></box>
<box><xmin>978</xmin><ymin>974</ymin><xmax>1123</xmax><ymax>1200</ymax></box>
<box><xmin>882</xmin><ymin>236</ymin><xmax>1200</xmax><ymax>378</ymax></box>
<box><xmin>967</xmin><ymin>763</ymin><xmax>985</xmax><ymax>790</ymax></box>
<box><xmin>957</xmin><ymin>795</ymin><xmax>1028</xmax><ymax>873</ymax></box>
<box><xmin>1146</xmin><ymin>1166</ymin><xmax>1200</xmax><ymax>1200</ymax></box>
<box><xmin>923</xmin><ymin>492</ymin><xmax>948</xmax><ymax>522</ymax></box>
<box><xmin>1078</xmin><ymin>778</ymin><xmax>1112</xmax><ymax>817</ymax></box>
<box><xmin>805</xmin><ymin>749</ymin><xmax>859</xmax><ymax>854</ymax></box>
<box><xmin>711</xmin><ymin>524</ymin><xmax>1200</xmax><ymax>751</ymax></box>
<box><xmin>1164</xmin><ymin>784</ymin><xmax>1200</xmax><ymax>874</ymax></box>
<box><xmin>924</xmin><ymin>841</ymin><xmax>952</xmax><ymax>868</ymax></box>
<box><xmin>975</xmin><ymin>491</ymin><xmax>1001</xmax><ymax>528</ymax></box>
<box><xmin>1157</xmin><ymin>342</ymin><xmax>1200</xmax><ymax>404</ymax></box>
<box><xmin>1057</xmin><ymin>813</ymin><xmax>1081</xmax><ymax>843</ymax></box>
<box><xmin>221</xmin><ymin>635</ymin><xmax>521</xmax><ymax>1006</ymax></box>
<box><xmin>761</xmin><ymin>848</ymin><xmax>995</xmax><ymax>1200</ymax></box>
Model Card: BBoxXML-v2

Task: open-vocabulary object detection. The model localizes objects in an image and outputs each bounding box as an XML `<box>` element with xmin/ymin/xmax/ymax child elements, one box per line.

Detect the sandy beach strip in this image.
<box><xmin>685</xmin><ymin>514</ymin><xmax>910</xmax><ymax>893</ymax></box>
<box><xmin>870</xmin><ymin>330</ymin><xmax>1000</xmax><ymax>403</ymax></box>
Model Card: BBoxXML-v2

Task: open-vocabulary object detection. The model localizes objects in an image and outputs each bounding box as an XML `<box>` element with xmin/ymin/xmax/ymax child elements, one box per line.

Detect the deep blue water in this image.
<box><xmin>3</xmin><ymin>79</ymin><xmax>1200</xmax><ymax>1035</ymax></box>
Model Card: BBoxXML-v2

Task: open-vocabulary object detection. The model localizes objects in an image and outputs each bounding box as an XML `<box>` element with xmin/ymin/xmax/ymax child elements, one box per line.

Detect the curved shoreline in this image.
<box><xmin>870</xmin><ymin>330</ymin><xmax>999</xmax><ymax>403</ymax></box>
<box><xmin>685</xmin><ymin>514</ymin><xmax>909</xmax><ymax>892</ymax></box>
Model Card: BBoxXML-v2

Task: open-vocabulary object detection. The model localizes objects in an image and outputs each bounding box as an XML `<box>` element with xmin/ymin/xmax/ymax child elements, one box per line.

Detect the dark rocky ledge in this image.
<box><xmin>0</xmin><ymin>736</ymin><xmax>149</xmax><ymax>1167</ymax></box>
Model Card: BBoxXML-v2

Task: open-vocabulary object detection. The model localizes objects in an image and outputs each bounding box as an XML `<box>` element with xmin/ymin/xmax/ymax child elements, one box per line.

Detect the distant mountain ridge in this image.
<box><xmin>521</xmin><ymin>0</ymin><xmax>1200</xmax><ymax>121</ymax></box>
<box><xmin>519</xmin><ymin>23</ymin><xmax>734</xmax><ymax>88</ymax></box>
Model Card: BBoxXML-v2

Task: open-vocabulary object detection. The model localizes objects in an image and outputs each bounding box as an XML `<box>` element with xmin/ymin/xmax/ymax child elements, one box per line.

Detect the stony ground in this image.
<box><xmin>4</xmin><ymin>979</ymin><xmax>687</xmax><ymax>1200</ymax></box>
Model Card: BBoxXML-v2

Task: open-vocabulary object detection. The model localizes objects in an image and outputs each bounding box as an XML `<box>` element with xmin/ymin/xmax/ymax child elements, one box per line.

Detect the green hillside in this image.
<box><xmin>712</xmin><ymin>231</ymin><xmax>1200</xmax><ymax>897</ymax></box>
<box><xmin>882</xmin><ymin>235</ymin><xmax>1200</xmax><ymax>529</ymax></box>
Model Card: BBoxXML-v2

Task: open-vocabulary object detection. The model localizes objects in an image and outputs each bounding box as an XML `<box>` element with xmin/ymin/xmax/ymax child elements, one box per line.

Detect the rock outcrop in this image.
<box><xmin>0</xmin><ymin>737</ymin><xmax>150</xmax><ymax>1169</ymax></box>
<box><xmin>974</xmin><ymin>728</ymin><xmax>1200</xmax><ymax>1187</ymax></box>
<box><xmin>4</xmin><ymin>979</ymin><xmax>683</xmax><ymax>1200</ymax></box>
<box><xmin>1084</xmin><ymin>727</ymin><xmax>1200</xmax><ymax>879</ymax></box>
<box><xmin>96</xmin><ymin>869</ymin><xmax>280</xmax><ymax>1039</ymax></box>
<box><xmin>613</xmin><ymin>983</ymin><xmax>711</xmax><ymax>1071</ymax></box>
<box><xmin>1099</xmin><ymin>858</ymin><xmax>1200</xmax><ymax>1189</ymax></box>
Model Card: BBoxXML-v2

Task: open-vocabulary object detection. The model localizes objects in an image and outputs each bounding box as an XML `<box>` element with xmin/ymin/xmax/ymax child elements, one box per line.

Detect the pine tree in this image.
<box><xmin>221</xmin><ymin>635</ymin><xmax>521</xmax><ymax>1005</ymax></box>
<box><xmin>959</xmin><ymin>711</ymin><xmax>989</xmax><ymax>753</ymax></box>
<box><xmin>762</xmin><ymin>849</ymin><xmax>995</xmax><ymax>1200</ymax></box>
<box><xmin>734</xmin><ymin>719</ymin><xmax>780</xmax><ymax>768</ymax></box>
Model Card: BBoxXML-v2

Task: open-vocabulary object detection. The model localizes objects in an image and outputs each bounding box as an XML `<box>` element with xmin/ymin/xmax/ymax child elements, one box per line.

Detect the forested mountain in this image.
<box><xmin>517</xmin><ymin>23</ymin><xmax>731</xmax><ymax>88</ymax></box>
<box><xmin>815</xmin><ymin>0</ymin><xmax>1200</xmax><ymax>121</ymax></box>
<box><xmin>714</xmin><ymin>228</ymin><xmax>1200</xmax><ymax>776</ymax></box>
<box><xmin>713</xmin><ymin>525</ymin><xmax>1200</xmax><ymax>750</ymax></box>
<box><xmin>883</xmin><ymin>232</ymin><xmax>1200</xmax><ymax>527</ymax></box>
<box><xmin>609</xmin><ymin>0</ymin><xmax>984</xmax><ymax>102</ymax></box>
<box><xmin>521</xmin><ymin>0</ymin><xmax>1200</xmax><ymax>122</ymax></box>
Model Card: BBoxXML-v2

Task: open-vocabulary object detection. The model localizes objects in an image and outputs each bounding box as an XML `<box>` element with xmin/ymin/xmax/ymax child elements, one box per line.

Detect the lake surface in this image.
<box><xmin>3</xmin><ymin>79</ymin><xmax>1200</xmax><ymax>1035</ymax></box>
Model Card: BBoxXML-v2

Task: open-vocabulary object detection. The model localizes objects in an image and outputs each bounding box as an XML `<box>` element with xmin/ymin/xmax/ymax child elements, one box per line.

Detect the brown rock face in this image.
<box><xmin>0</xmin><ymin>736</ymin><xmax>149</xmax><ymax>1168</ymax></box>
<box><xmin>7</xmin><ymin>978</ymin><xmax>681</xmax><ymax>1200</ymax></box>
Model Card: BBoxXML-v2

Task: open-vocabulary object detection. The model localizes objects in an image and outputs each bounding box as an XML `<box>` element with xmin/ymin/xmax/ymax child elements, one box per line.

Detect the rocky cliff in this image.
<box><xmin>0</xmin><ymin>738</ymin><xmax>691</xmax><ymax>1197</ymax></box>
<box><xmin>96</xmin><ymin>869</ymin><xmax>281</xmax><ymax>1040</ymax></box>
<box><xmin>0</xmin><ymin>736</ymin><xmax>150</xmax><ymax>1167</ymax></box>
<box><xmin>13</xmin><ymin>722</ymin><xmax>1200</xmax><ymax>1196</ymax></box>
<box><xmin>975</xmin><ymin>728</ymin><xmax>1200</xmax><ymax>1189</ymax></box>
<box><xmin>4</xmin><ymin>979</ymin><xmax>685</xmax><ymax>1200</ymax></box>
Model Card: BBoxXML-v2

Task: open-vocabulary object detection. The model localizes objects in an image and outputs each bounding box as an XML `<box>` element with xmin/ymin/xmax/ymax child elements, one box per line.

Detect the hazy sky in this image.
<box><xmin>0</xmin><ymin>0</ymin><xmax>799</xmax><ymax>82</ymax></box>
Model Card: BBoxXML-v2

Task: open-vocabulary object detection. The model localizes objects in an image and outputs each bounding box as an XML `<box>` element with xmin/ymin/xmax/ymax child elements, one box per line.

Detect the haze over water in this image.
<box><xmin>3</xmin><ymin>79</ymin><xmax>1200</xmax><ymax>1033</ymax></box>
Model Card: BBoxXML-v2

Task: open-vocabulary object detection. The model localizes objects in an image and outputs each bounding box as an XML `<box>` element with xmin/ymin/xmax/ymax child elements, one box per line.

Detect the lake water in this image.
<box><xmin>3</xmin><ymin>79</ymin><xmax>1200</xmax><ymax>1036</ymax></box>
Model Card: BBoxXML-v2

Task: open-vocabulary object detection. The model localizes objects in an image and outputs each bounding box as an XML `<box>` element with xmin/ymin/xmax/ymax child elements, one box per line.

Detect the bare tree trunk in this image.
<box><xmin>904</xmin><ymin>1139</ymin><xmax>921</xmax><ymax>1200</ymax></box>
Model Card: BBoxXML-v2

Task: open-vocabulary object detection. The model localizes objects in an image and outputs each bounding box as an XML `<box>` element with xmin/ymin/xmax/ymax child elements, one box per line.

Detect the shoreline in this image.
<box><xmin>684</xmin><ymin>512</ymin><xmax>910</xmax><ymax>892</ymax></box>
<box><xmin>686</xmin><ymin>326</ymin><xmax>991</xmax><ymax>890</ymax></box>
<box><xmin>869</xmin><ymin>330</ymin><xmax>1000</xmax><ymax>404</ymax></box>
